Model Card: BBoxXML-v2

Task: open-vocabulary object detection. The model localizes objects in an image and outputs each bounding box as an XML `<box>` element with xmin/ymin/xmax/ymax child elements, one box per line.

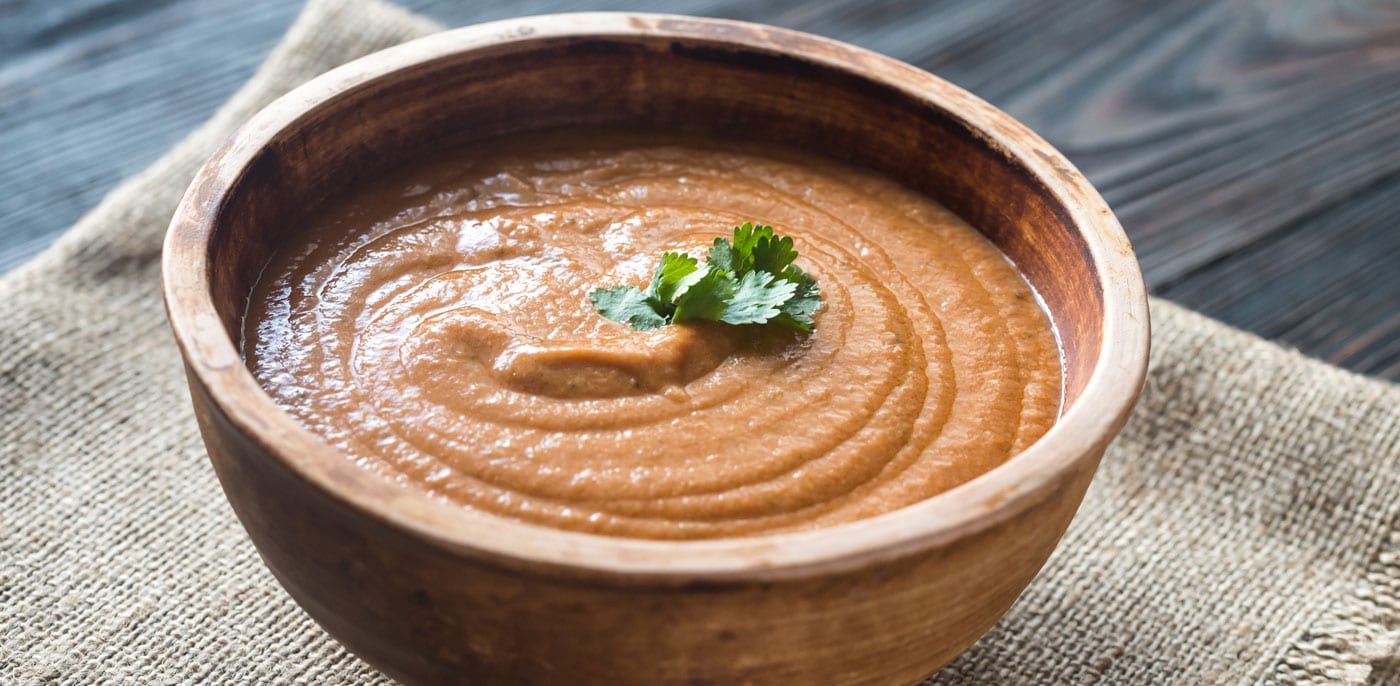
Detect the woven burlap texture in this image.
<box><xmin>2</xmin><ymin>0</ymin><xmax>1397</xmax><ymax>683</ymax></box>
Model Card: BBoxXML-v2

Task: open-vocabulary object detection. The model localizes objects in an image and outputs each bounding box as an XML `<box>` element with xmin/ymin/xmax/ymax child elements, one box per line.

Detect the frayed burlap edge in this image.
<box><xmin>1274</xmin><ymin>526</ymin><xmax>1400</xmax><ymax>685</ymax></box>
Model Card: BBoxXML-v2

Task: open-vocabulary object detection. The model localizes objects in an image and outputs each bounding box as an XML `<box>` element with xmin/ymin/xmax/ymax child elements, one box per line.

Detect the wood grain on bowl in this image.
<box><xmin>162</xmin><ymin>13</ymin><xmax>1149</xmax><ymax>685</ymax></box>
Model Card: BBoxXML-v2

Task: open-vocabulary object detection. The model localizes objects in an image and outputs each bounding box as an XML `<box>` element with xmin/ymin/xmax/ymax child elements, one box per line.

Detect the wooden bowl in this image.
<box><xmin>162</xmin><ymin>13</ymin><xmax>1149</xmax><ymax>685</ymax></box>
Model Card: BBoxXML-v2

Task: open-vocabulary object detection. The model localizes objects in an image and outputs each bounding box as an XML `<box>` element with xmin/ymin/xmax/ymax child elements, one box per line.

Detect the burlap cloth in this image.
<box><xmin>2</xmin><ymin>0</ymin><xmax>1397</xmax><ymax>683</ymax></box>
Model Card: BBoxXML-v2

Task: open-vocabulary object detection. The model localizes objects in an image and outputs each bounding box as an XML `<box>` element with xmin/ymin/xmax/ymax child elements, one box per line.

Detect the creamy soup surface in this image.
<box><xmin>244</xmin><ymin>131</ymin><xmax>1062</xmax><ymax>540</ymax></box>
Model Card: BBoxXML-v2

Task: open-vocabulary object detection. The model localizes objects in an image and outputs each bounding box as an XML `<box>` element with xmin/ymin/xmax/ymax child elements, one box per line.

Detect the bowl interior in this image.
<box><xmin>208</xmin><ymin>29</ymin><xmax>1105</xmax><ymax>405</ymax></box>
<box><xmin>169</xmin><ymin>15</ymin><xmax>1147</xmax><ymax>577</ymax></box>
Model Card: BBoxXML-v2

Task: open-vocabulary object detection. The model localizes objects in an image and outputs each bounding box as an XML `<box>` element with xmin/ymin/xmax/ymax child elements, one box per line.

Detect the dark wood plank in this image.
<box><xmin>1157</xmin><ymin>174</ymin><xmax>1400</xmax><ymax>377</ymax></box>
<box><xmin>2</xmin><ymin>0</ymin><xmax>1398</xmax><ymax>380</ymax></box>
<box><xmin>1</xmin><ymin>0</ymin><xmax>303</xmax><ymax>271</ymax></box>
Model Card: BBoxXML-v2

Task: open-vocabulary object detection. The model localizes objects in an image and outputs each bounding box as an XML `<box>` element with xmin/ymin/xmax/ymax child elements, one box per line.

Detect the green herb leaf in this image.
<box><xmin>588</xmin><ymin>285</ymin><xmax>668</xmax><ymax>331</ymax></box>
<box><xmin>673</xmin><ymin>269</ymin><xmax>737</xmax><ymax>323</ymax></box>
<box><xmin>774</xmin><ymin>265</ymin><xmax>822</xmax><ymax>332</ymax></box>
<box><xmin>751</xmin><ymin>233</ymin><xmax>798</xmax><ymax>276</ymax></box>
<box><xmin>729</xmin><ymin>222</ymin><xmax>768</xmax><ymax>274</ymax></box>
<box><xmin>591</xmin><ymin>222</ymin><xmax>823</xmax><ymax>332</ymax></box>
<box><xmin>707</xmin><ymin>236</ymin><xmax>736</xmax><ymax>274</ymax></box>
<box><xmin>721</xmin><ymin>270</ymin><xmax>798</xmax><ymax>325</ymax></box>
<box><xmin>648</xmin><ymin>251</ymin><xmax>705</xmax><ymax>305</ymax></box>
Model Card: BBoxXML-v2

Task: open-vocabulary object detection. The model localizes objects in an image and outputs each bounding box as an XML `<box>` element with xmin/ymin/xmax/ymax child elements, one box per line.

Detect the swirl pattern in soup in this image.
<box><xmin>244</xmin><ymin>132</ymin><xmax>1062</xmax><ymax>539</ymax></box>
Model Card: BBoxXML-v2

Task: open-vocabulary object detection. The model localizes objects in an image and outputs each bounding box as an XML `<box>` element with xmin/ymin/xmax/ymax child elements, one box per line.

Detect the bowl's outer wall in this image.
<box><xmin>168</xmin><ymin>14</ymin><xmax>1143</xmax><ymax>686</ymax></box>
<box><xmin>190</xmin><ymin>366</ymin><xmax>1100</xmax><ymax>684</ymax></box>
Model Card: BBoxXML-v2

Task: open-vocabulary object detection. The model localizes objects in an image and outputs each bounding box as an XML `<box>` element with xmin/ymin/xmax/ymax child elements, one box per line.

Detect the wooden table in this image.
<box><xmin>5</xmin><ymin>0</ymin><xmax>1398</xmax><ymax>379</ymax></box>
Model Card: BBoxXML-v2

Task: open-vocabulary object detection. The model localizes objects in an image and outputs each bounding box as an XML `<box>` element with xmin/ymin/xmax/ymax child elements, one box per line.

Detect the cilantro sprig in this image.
<box><xmin>589</xmin><ymin>223</ymin><xmax>822</xmax><ymax>332</ymax></box>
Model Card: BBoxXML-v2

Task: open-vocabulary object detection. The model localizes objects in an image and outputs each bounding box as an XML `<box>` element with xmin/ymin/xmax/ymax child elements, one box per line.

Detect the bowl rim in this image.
<box><xmin>162</xmin><ymin>12</ymin><xmax>1150</xmax><ymax>584</ymax></box>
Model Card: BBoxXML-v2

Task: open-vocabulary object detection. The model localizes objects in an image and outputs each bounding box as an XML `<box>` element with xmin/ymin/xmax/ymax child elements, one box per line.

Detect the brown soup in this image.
<box><xmin>244</xmin><ymin>131</ymin><xmax>1061</xmax><ymax>539</ymax></box>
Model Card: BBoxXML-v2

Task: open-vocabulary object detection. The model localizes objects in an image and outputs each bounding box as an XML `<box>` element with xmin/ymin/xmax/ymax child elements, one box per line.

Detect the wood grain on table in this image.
<box><xmin>4</xmin><ymin>0</ymin><xmax>1398</xmax><ymax>379</ymax></box>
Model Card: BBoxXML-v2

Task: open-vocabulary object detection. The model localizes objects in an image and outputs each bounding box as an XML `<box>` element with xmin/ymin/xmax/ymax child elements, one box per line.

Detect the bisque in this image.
<box><xmin>243</xmin><ymin>130</ymin><xmax>1063</xmax><ymax>540</ymax></box>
